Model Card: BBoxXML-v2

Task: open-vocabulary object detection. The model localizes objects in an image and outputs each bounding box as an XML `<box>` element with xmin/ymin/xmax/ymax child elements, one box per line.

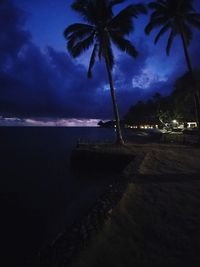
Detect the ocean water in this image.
<box><xmin>0</xmin><ymin>127</ymin><xmax>116</xmax><ymax>266</ymax></box>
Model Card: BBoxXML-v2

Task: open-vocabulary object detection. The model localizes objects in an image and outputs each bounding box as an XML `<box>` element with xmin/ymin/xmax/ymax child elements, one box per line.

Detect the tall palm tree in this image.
<box><xmin>64</xmin><ymin>0</ymin><xmax>146</xmax><ymax>144</ymax></box>
<box><xmin>145</xmin><ymin>0</ymin><xmax>200</xmax><ymax>128</ymax></box>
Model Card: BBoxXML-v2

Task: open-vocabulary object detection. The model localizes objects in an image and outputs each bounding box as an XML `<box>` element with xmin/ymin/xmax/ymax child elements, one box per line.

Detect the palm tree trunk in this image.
<box><xmin>105</xmin><ymin>56</ymin><xmax>124</xmax><ymax>145</ymax></box>
<box><xmin>180</xmin><ymin>30</ymin><xmax>200</xmax><ymax>131</ymax></box>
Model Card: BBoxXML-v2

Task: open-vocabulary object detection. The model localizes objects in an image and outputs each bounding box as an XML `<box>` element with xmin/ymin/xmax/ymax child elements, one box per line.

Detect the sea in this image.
<box><xmin>0</xmin><ymin>127</ymin><xmax>116</xmax><ymax>266</ymax></box>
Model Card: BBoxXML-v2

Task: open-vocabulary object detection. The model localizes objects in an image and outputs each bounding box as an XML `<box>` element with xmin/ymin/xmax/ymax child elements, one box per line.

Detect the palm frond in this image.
<box><xmin>148</xmin><ymin>2</ymin><xmax>166</xmax><ymax>10</ymax></box>
<box><xmin>132</xmin><ymin>4</ymin><xmax>147</xmax><ymax>15</ymax></box>
<box><xmin>109</xmin><ymin>0</ymin><xmax>126</xmax><ymax>7</ymax></box>
<box><xmin>88</xmin><ymin>44</ymin><xmax>98</xmax><ymax>78</ymax></box>
<box><xmin>66</xmin><ymin>0</ymin><xmax>143</xmax><ymax>77</ymax></box>
<box><xmin>166</xmin><ymin>29</ymin><xmax>176</xmax><ymax>55</ymax></box>
<box><xmin>154</xmin><ymin>22</ymin><xmax>171</xmax><ymax>44</ymax></box>
<box><xmin>186</xmin><ymin>15</ymin><xmax>200</xmax><ymax>30</ymax></box>
<box><xmin>179</xmin><ymin>0</ymin><xmax>195</xmax><ymax>13</ymax></box>
<box><xmin>157</xmin><ymin>0</ymin><xmax>166</xmax><ymax>5</ymax></box>
<box><xmin>150</xmin><ymin>10</ymin><xmax>164</xmax><ymax>19</ymax></box>
<box><xmin>145</xmin><ymin>22</ymin><xmax>154</xmax><ymax>34</ymax></box>
<box><xmin>71</xmin><ymin>0</ymin><xmax>97</xmax><ymax>24</ymax></box>
<box><xmin>145</xmin><ymin>17</ymin><xmax>168</xmax><ymax>34</ymax></box>
<box><xmin>68</xmin><ymin>33</ymin><xmax>95</xmax><ymax>58</ymax></box>
<box><xmin>109</xmin><ymin>4</ymin><xmax>146</xmax><ymax>36</ymax></box>
<box><xmin>67</xmin><ymin>28</ymin><xmax>95</xmax><ymax>51</ymax></box>
<box><xmin>71</xmin><ymin>0</ymin><xmax>87</xmax><ymax>12</ymax></box>
<box><xmin>67</xmin><ymin>37</ymin><xmax>77</xmax><ymax>52</ymax></box>
<box><xmin>145</xmin><ymin>0</ymin><xmax>200</xmax><ymax>71</ymax></box>
<box><xmin>64</xmin><ymin>23</ymin><xmax>93</xmax><ymax>38</ymax></box>
<box><xmin>71</xmin><ymin>0</ymin><xmax>88</xmax><ymax>18</ymax></box>
<box><xmin>94</xmin><ymin>0</ymin><xmax>114</xmax><ymax>24</ymax></box>
<box><xmin>109</xmin><ymin>5</ymin><xmax>136</xmax><ymax>35</ymax></box>
<box><xmin>187</xmin><ymin>13</ymin><xmax>200</xmax><ymax>20</ymax></box>
<box><xmin>110</xmin><ymin>34</ymin><xmax>138</xmax><ymax>58</ymax></box>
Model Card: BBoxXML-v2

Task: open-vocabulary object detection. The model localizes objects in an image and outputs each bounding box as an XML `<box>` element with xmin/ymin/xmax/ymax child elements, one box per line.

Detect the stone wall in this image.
<box><xmin>31</xmin><ymin>150</ymin><xmax>145</xmax><ymax>267</ymax></box>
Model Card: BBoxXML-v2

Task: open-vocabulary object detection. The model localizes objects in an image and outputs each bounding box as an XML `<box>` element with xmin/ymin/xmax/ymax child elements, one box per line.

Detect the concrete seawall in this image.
<box><xmin>70</xmin><ymin>145</ymin><xmax>135</xmax><ymax>173</ymax></box>
<box><xmin>34</xmin><ymin>145</ymin><xmax>145</xmax><ymax>267</ymax></box>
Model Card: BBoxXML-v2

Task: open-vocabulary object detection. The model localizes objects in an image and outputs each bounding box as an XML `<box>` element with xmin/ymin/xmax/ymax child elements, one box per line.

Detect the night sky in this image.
<box><xmin>1</xmin><ymin>0</ymin><xmax>200</xmax><ymax>125</ymax></box>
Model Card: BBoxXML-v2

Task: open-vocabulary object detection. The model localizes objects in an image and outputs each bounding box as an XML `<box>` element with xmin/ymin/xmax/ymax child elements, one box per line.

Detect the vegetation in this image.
<box><xmin>173</xmin><ymin>71</ymin><xmax>200</xmax><ymax>122</ymax></box>
<box><xmin>124</xmin><ymin>71</ymin><xmax>200</xmax><ymax>128</ymax></box>
<box><xmin>64</xmin><ymin>0</ymin><xmax>146</xmax><ymax>144</ymax></box>
<box><xmin>145</xmin><ymin>0</ymin><xmax>200</xmax><ymax>129</ymax></box>
<box><xmin>124</xmin><ymin>98</ymin><xmax>160</xmax><ymax>127</ymax></box>
<box><xmin>124</xmin><ymin>95</ymin><xmax>177</xmax><ymax>129</ymax></box>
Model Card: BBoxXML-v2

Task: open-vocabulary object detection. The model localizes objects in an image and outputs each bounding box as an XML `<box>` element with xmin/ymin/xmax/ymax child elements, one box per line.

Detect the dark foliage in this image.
<box><xmin>64</xmin><ymin>0</ymin><xmax>146</xmax><ymax>144</ymax></box>
<box><xmin>64</xmin><ymin>0</ymin><xmax>146</xmax><ymax>77</ymax></box>
<box><xmin>124</xmin><ymin>99</ymin><xmax>160</xmax><ymax>126</ymax></box>
<box><xmin>172</xmin><ymin>71</ymin><xmax>200</xmax><ymax>121</ymax></box>
<box><xmin>145</xmin><ymin>0</ymin><xmax>200</xmax><ymax>55</ymax></box>
<box><xmin>124</xmin><ymin>71</ymin><xmax>200</xmax><ymax>127</ymax></box>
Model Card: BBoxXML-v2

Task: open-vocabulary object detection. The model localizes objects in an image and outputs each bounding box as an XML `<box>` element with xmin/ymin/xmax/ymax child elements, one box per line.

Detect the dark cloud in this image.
<box><xmin>0</xmin><ymin>0</ymin><xmax>30</xmax><ymax>68</ymax></box>
<box><xmin>0</xmin><ymin>43</ymin><xmax>105</xmax><ymax>118</ymax></box>
<box><xmin>0</xmin><ymin>0</ymin><xmax>106</xmax><ymax>118</ymax></box>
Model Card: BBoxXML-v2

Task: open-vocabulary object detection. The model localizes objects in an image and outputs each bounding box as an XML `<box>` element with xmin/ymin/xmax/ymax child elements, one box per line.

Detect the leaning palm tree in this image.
<box><xmin>145</xmin><ymin>0</ymin><xmax>200</xmax><ymax>128</ymax></box>
<box><xmin>64</xmin><ymin>0</ymin><xmax>146</xmax><ymax>145</ymax></box>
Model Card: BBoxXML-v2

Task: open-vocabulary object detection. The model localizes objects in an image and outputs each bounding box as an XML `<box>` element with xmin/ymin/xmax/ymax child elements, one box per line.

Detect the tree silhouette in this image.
<box><xmin>145</xmin><ymin>0</ymin><xmax>200</xmax><ymax>128</ymax></box>
<box><xmin>64</xmin><ymin>0</ymin><xmax>146</xmax><ymax>144</ymax></box>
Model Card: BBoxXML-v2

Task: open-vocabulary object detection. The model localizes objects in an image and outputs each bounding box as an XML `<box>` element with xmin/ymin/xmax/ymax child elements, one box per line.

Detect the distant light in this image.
<box><xmin>172</xmin><ymin>120</ymin><xmax>178</xmax><ymax>124</ymax></box>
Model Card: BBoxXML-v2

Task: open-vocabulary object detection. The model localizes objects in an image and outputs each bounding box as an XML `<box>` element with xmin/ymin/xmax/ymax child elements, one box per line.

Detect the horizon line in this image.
<box><xmin>0</xmin><ymin>117</ymin><xmax>106</xmax><ymax>127</ymax></box>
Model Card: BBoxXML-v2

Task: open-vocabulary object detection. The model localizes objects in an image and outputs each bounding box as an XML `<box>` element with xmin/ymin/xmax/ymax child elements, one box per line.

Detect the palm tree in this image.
<box><xmin>64</xmin><ymin>0</ymin><xmax>146</xmax><ymax>145</ymax></box>
<box><xmin>145</xmin><ymin>0</ymin><xmax>200</xmax><ymax>128</ymax></box>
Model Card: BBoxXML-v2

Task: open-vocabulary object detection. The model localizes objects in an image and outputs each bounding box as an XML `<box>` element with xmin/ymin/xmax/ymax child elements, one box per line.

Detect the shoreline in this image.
<box><xmin>71</xmin><ymin>143</ymin><xmax>200</xmax><ymax>267</ymax></box>
<box><xmin>34</xmin><ymin>142</ymin><xmax>200</xmax><ymax>266</ymax></box>
<box><xmin>1</xmin><ymin>126</ymin><xmax>200</xmax><ymax>266</ymax></box>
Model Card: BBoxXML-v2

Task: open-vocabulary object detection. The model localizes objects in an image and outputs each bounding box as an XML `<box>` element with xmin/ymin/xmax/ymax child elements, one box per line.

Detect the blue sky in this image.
<box><xmin>0</xmin><ymin>0</ymin><xmax>200</xmax><ymax>121</ymax></box>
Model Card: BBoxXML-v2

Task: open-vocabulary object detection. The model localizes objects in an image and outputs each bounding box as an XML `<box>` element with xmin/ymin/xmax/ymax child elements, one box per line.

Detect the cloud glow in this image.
<box><xmin>132</xmin><ymin>68</ymin><xmax>167</xmax><ymax>89</ymax></box>
<box><xmin>0</xmin><ymin>117</ymin><xmax>100</xmax><ymax>127</ymax></box>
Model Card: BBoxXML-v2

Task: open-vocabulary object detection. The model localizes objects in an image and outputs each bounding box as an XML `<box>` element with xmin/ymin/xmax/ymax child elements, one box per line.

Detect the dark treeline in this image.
<box><xmin>124</xmin><ymin>71</ymin><xmax>200</xmax><ymax>128</ymax></box>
